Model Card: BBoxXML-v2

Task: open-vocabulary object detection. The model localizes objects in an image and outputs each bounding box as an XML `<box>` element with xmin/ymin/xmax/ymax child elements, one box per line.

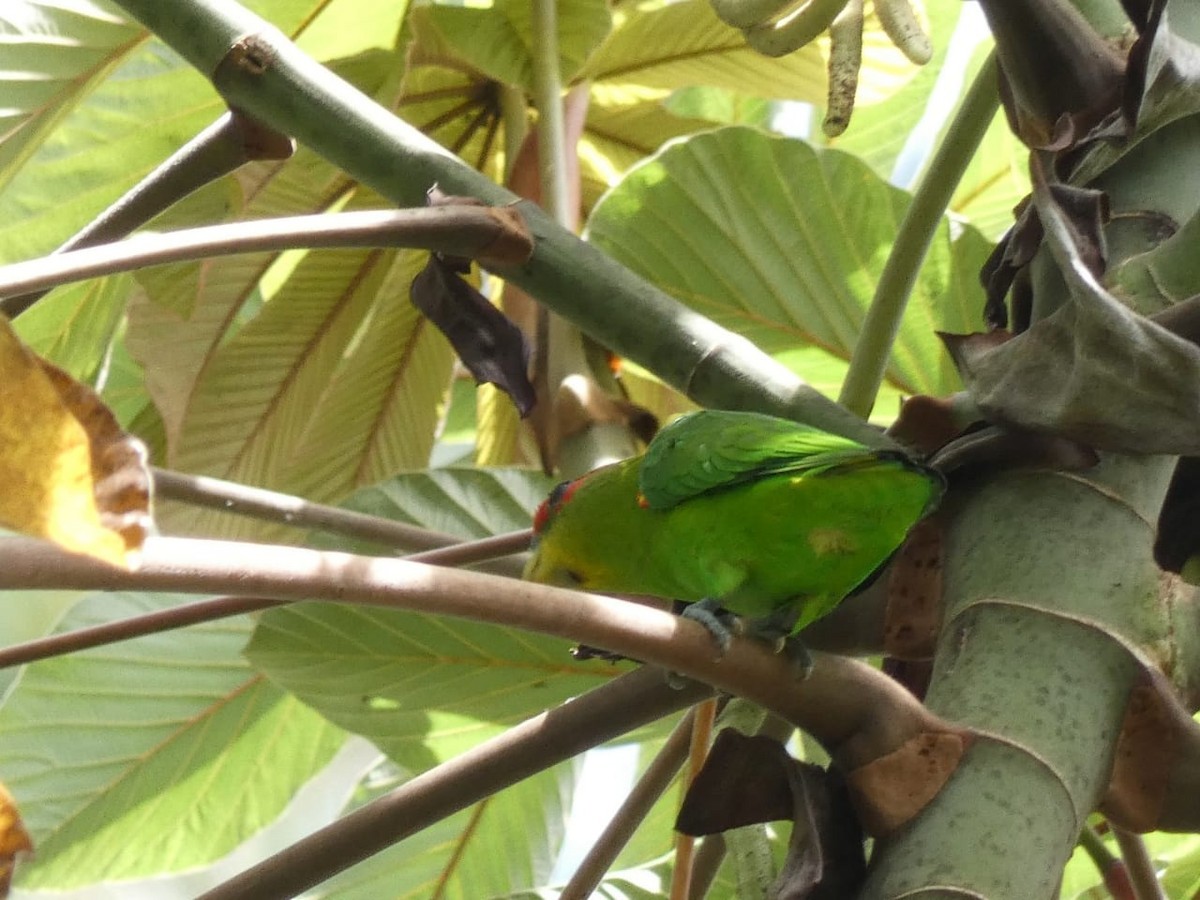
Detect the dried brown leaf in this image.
<box><xmin>0</xmin><ymin>319</ymin><xmax>150</xmax><ymax>567</ymax></box>
<box><xmin>883</xmin><ymin>518</ymin><xmax>944</xmax><ymax>660</ymax></box>
<box><xmin>946</xmin><ymin>159</ymin><xmax>1200</xmax><ymax>454</ymax></box>
<box><xmin>410</xmin><ymin>255</ymin><xmax>536</xmax><ymax>416</ymax></box>
<box><xmin>846</xmin><ymin>731</ymin><xmax>967</xmax><ymax>836</ymax></box>
<box><xmin>0</xmin><ymin>782</ymin><xmax>32</xmax><ymax>896</ymax></box>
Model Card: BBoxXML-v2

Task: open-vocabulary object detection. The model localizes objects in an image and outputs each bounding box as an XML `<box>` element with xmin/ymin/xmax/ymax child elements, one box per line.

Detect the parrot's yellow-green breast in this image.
<box><xmin>525</xmin><ymin>411</ymin><xmax>943</xmax><ymax>633</ymax></box>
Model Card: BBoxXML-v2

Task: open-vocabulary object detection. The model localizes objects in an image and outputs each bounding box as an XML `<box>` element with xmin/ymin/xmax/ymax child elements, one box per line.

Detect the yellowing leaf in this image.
<box><xmin>0</xmin><ymin>781</ymin><xmax>32</xmax><ymax>895</ymax></box>
<box><xmin>0</xmin><ymin>317</ymin><xmax>150</xmax><ymax>568</ymax></box>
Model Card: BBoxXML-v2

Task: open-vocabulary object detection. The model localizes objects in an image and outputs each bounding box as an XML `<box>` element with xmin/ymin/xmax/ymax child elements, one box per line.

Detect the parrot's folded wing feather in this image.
<box><xmin>638</xmin><ymin>410</ymin><xmax>886</xmax><ymax>510</ymax></box>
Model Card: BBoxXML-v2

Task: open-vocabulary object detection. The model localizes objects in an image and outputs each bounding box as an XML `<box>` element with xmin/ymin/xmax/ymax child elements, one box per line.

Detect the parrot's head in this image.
<box><xmin>524</xmin><ymin>476</ymin><xmax>592</xmax><ymax>587</ymax></box>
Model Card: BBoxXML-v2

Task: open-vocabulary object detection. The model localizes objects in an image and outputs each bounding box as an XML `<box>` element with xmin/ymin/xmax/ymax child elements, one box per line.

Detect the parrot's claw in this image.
<box><xmin>680</xmin><ymin>598</ymin><xmax>739</xmax><ymax>658</ymax></box>
<box><xmin>779</xmin><ymin>636</ymin><xmax>815</xmax><ymax>681</ymax></box>
<box><xmin>738</xmin><ymin>615</ymin><xmax>814</xmax><ymax>680</ymax></box>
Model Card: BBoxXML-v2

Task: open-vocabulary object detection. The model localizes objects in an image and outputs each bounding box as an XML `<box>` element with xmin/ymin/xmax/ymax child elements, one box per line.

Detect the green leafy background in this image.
<box><xmin>0</xmin><ymin>0</ymin><xmax>1177</xmax><ymax>897</ymax></box>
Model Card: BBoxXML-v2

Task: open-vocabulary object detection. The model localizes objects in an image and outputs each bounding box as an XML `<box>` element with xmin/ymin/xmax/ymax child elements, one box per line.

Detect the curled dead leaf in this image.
<box><xmin>886</xmin><ymin>393</ymin><xmax>978</xmax><ymax>457</ymax></box>
<box><xmin>410</xmin><ymin>255</ymin><xmax>536</xmax><ymax>417</ymax></box>
<box><xmin>1099</xmin><ymin>659</ymin><xmax>1200</xmax><ymax>834</ymax></box>
<box><xmin>0</xmin><ymin>782</ymin><xmax>32</xmax><ymax>895</ymax></box>
<box><xmin>0</xmin><ymin>318</ymin><xmax>150</xmax><ymax>568</ymax></box>
<box><xmin>1102</xmin><ymin>678</ymin><xmax>1175</xmax><ymax>831</ymax></box>
<box><xmin>845</xmin><ymin>730</ymin><xmax>968</xmax><ymax>836</ymax></box>
<box><xmin>883</xmin><ymin>518</ymin><xmax>944</xmax><ymax>661</ymax></box>
<box><xmin>978</xmin><ymin>0</ymin><xmax>1125</xmax><ymax>150</ymax></box>
<box><xmin>676</xmin><ymin>730</ymin><xmax>866</xmax><ymax>900</ymax></box>
<box><xmin>945</xmin><ymin>159</ymin><xmax>1200</xmax><ymax>455</ymax></box>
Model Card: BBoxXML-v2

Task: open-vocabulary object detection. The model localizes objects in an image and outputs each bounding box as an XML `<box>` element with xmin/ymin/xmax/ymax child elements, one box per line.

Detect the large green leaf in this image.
<box><xmin>13</xmin><ymin>274</ymin><xmax>131</xmax><ymax>382</ymax></box>
<box><xmin>944</xmin><ymin>44</ymin><xmax>1028</xmax><ymax>241</ymax></box>
<box><xmin>586</xmin><ymin>126</ymin><xmax>992</xmax><ymax>397</ymax></box>
<box><xmin>0</xmin><ymin>0</ymin><xmax>142</xmax><ymax>198</ymax></box>
<box><xmin>579</xmin><ymin>0</ymin><xmax>920</xmax><ymax>105</ymax></box>
<box><xmin>246</xmin><ymin>468</ymin><xmax>630</xmax><ymax>770</ymax></box>
<box><xmin>414</xmin><ymin>0</ymin><xmax>612</xmax><ymax>90</ymax></box>
<box><xmin>0</xmin><ymin>0</ymin><xmax>359</xmax><ymax>266</ymax></box>
<box><xmin>161</xmin><ymin>242</ymin><xmax>453</xmax><ymax>540</ymax></box>
<box><xmin>948</xmin><ymin>109</ymin><xmax>1028</xmax><ymax>241</ymax></box>
<box><xmin>125</xmin><ymin>50</ymin><xmax>397</xmax><ymax>461</ymax></box>
<box><xmin>3</xmin><ymin>5</ymin><xmax>410</xmax><ymax>415</ymax></box>
<box><xmin>0</xmin><ymin>591</ymin><xmax>345</xmax><ymax>889</ymax></box>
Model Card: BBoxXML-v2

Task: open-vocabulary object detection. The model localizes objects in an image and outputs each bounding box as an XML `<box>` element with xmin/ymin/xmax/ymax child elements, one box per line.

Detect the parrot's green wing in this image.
<box><xmin>638</xmin><ymin>410</ymin><xmax>889</xmax><ymax>511</ymax></box>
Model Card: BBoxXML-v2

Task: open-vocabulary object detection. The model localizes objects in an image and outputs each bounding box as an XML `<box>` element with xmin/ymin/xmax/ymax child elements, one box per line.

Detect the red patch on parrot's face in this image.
<box><xmin>532</xmin><ymin>476</ymin><xmax>589</xmax><ymax>538</ymax></box>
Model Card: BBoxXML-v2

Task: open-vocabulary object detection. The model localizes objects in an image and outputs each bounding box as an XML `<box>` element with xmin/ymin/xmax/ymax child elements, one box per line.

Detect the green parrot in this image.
<box><xmin>524</xmin><ymin>410</ymin><xmax>944</xmax><ymax>654</ymax></box>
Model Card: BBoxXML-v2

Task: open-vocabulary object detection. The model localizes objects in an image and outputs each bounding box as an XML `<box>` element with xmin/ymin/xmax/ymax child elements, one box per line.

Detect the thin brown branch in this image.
<box><xmin>410</xmin><ymin>530</ymin><xmax>530</xmax><ymax>569</ymax></box>
<box><xmin>153</xmin><ymin>467</ymin><xmax>529</xmax><ymax>577</ymax></box>
<box><xmin>671</xmin><ymin>698</ymin><xmax>719</xmax><ymax>900</ymax></box>
<box><xmin>688</xmin><ymin>835</ymin><xmax>727</xmax><ymax>900</ymax></box>
<box><xmin>0</xmin><ymin>596</ymin><xmax>282</xmax><ymax>669</ymax></box>
<box><xmin>560</xmin><ymin>708</ymin><xmax>698</xmax><ymax>900</ymax></box>
<box><xmin>0</xmin><ymin>536</ymin><xmax>948</xmax><ymax>771</ymax></box>
<box><xmin>0</xmin><ymin>206</ymin><xmax>530</xmax><ymax>301</ymax></box>
<box><xmin>198</xmin><ymin>667</ymin><xmax>711</xmax><ymax>900</ymax></box>
<box><xmin>1</xmin><ymin>110</ymin><xmax>293</xmax><ymax>318</ymax></box>
<box><xmin>153</xmin><ymin>467</ymin><xmax>458</xmax><ymax>549</ymax></box>
<box><xmin>1111</xmin><ymin>827</ymin><xmax>1166</xmax><ymax>900</ymax></box>
<box><xmin>0</xmin><ymin>533</ymin><xmax>533</xmax><ymax>668</ymax></box>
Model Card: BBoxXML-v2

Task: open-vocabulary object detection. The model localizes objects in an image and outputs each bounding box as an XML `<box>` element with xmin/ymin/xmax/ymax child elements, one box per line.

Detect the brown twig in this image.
<box><xmin>671</xmin><ymin>698</ymin><xmax>719</xmax><ymax>900</ymax></box>
<box><xmin>153</xmin><ymin>467</ymin><xmax>529</xmax><ymax>577</ymax></box>
<box><xmin>197</xmin><ymin>667</ymin><xmax>711</xmax><ymax>900</ymax></box>
<box><xmin>0</xmin><ymin>533</ymin><xmax>532</xmax><ymax>668</ymax></box>
<box><xmin>1111</xmin><ymin>827</ymin><xmax>1165</xmax><ymax>900</ymax></box>
<box><xmin>1</xmin><ymin>110</ymin><xmax>293</xmax><ymax>318</ymax></box>
<box><xmin>0</xmin><ymin>596</ymin><xmax>282</xmax><ymax>669</ymax></box>
<box><xmin>0</xmin><ymin>206</ymin><xmax>530</xmax><ymax>301</ymax></box>
<box><xmin>560</xmin><ymin>709</ymin><xmax>698</xmax><ymax>900</ymax></box>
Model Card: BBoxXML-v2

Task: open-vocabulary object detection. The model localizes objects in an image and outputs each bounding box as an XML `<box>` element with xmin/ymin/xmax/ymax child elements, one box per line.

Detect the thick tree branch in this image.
<box><xmin>0</xmin><ymin>536</ymin><xmax>943</xmax><ymax>770</ymax></box>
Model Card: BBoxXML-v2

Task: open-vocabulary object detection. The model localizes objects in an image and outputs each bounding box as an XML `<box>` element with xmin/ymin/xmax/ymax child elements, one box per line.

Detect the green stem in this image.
<box><xmin>838</xmin><ymin>51</ymin><xmax>1000</xmax><ymax>418</ymax></box>
<box><xmin>530</xmin><ymin>0</ymin><xmax>592</xmax><ymax>422</ymax></box>
<box><xmin>106</xmin><ymin>0</ymin><xmax>890</xmax><ymax>448</ymax></box>
<box><xmin>530</xmin><ymin>0</ymin><xmax>571</xmax><ymax>229</ymax></box>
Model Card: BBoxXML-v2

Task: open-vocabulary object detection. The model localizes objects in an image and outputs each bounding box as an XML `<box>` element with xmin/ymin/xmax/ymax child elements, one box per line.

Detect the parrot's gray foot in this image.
<box><xmin>681</xmin><ymin>598</ymin><xmax>739</xmax><ymax>658</ymax></box>
<box><xmin>779</xmin><ymin>636</ymin><xmax>815</xmax><ymax>680</ymax></box>
<box><xmin>737</xmin><ymin>614</ymin><xmax>814</xmax><ymax>680</ymax></box>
